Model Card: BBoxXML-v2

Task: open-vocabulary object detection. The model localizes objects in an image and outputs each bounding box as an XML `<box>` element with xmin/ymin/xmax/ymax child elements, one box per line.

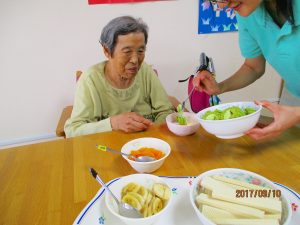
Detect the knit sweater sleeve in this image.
<box><xmin>64</xmin><ymin>74</ymin><xmax>112</xmax><ymax>138</ymax></box>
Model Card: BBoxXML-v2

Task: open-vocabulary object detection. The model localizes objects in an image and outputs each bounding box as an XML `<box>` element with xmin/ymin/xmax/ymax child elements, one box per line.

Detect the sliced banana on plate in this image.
<box><xmin>145</xmin><ymin>191</ymin><xmax>153</xmax><ymax>206</ymax></box>
<box><xmin>137</xmin><ymin>186</ymin><xmax>148</xmax><ymax>201</ymax></box>
<box><xmin>129</xmin><ymin>192</ymin><xmax>145</xmax><ymax>205</ymax></box>
<box><xmin>122</xmin><ymin>193</ymin><xmax>143</xmax><ymax>210</ymax></box>
<box><xmin>153</xmin><ymin>183</ymin><xmax>171</xmax><ymax>201</ymax></box>
<box><xmin>121</xmin><ymin>182</ymin><xmax>140</xmax><ymax>196</ymax></box>
<box><xmin>121</xmin><ymin>182</ymin><xmax>171</xmax><ymax>218</ymax></box>
<box><xmin>152</xmin><ymin>197</ymin><xmax>163</xmax><ymax>214</ymax></box>
<box><xmin>145</xmin><ymin>197</ymin><xmax>155</xmax><ymax>217</ymax></box>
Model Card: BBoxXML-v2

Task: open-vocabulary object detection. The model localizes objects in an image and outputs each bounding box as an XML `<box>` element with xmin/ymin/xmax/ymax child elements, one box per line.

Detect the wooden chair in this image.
<box><xmin>55</xmin><ymin>71</ymin><xmax>182</xmax><ymax>138</ymax></box>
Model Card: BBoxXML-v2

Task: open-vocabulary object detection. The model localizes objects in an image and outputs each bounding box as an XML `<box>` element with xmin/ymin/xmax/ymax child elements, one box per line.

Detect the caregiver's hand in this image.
<box><xmin>193</xmin><ymin>70</ymin><xmax>221</xmax><ymax>95</ymax></box>
<box><xmin>246</xmin><ymin>100</ymin><xmax>300</xmax><ymax>140</ymax></box>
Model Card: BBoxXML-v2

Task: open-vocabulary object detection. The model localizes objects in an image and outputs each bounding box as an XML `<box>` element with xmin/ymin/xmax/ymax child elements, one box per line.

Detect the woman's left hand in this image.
<box><xmin>246</xmin><ymin>100</ymin><xmax>300</xmax><ymax>140</ymax></box>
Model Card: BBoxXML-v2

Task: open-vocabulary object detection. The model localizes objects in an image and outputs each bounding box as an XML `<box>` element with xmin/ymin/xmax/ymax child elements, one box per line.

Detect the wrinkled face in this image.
<box><xmin>104</xmin><ymin>32</ymin><xmax>146</xmax><ymax>80</ymax></box>
<box><xmin>212</xmin><ymin>0</ymin><xmax>262</xmax><ymax>17</ymax></box>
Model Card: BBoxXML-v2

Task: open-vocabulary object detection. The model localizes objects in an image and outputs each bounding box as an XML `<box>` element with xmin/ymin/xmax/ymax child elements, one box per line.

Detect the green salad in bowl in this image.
<box><xmin>196</xmin><ymin>102</ymin><xmax>262</xmax><ymax>139</ymax></box>
<box><xmin>166</xmin><ymin>105</ymin><xmax>200</xmax><ymax>136</ymax></box>
<box><xmin>202</xmin><ymin>106</ymin><xmax>257</xmax><ymax>120</ymax></box>
<box><xmin>176</xmin><ymin>104</ymin><xmax>187</xmax><ymax>125</ymax></box>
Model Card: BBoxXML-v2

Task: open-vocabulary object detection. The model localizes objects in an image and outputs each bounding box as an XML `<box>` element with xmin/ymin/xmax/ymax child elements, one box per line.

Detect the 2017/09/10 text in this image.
<box><xmin>236</xmin><ymin>189</ymin><xmax>281</xmax><ymax>198</ymax></box>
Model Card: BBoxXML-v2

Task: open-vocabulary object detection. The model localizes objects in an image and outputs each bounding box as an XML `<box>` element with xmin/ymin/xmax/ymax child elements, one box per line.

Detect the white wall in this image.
<box><xmin>0</xmin><ymin>0</ymin><xmax>281</xmax><ymax>146</ymax></box>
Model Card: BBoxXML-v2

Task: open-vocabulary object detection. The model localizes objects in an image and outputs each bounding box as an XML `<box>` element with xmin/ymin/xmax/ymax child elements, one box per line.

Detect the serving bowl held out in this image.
<box><xmin>189</xmin><ymin>168</ymin><xmax>292</xmax><ymax>225</ymax></box>
<box><xmin>121</xmin><ymin>137</ymin><xmax>171</xmax><ymax>173</ymax></box>
<box><xmin>196</xmin><ymin>101</ymin><xmax>262</xmax><ymax>139</ymax></box>
<box><xmin>105</xmin><ymin>173</ymin><xmax>173</xmax><ymax>225</ymax></box>
<box><xmin>166</xmin><ymin>112</ymin><xmax>200</xmax><ymax>136</ymax></box>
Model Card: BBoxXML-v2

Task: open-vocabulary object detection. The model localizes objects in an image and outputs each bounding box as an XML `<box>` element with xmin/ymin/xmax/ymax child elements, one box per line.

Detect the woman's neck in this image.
<box><xmin>104</xmin><ymin>63</ymin><xmax>133</xmax><ymax>89</ymax></box>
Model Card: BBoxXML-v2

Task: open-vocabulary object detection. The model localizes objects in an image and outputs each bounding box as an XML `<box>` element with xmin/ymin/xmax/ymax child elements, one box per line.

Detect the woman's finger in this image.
<box><xmin>255</xmin><ymin>100</ymin><xmax>277</xmax><ymax>113</ymax></box>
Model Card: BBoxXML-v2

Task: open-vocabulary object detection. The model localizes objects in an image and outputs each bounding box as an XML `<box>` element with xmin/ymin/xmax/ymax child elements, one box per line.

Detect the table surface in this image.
<box><xmin>1</xmin><ymin>123</ymin><xmax>300</xmax><ymax>225</ymax></box>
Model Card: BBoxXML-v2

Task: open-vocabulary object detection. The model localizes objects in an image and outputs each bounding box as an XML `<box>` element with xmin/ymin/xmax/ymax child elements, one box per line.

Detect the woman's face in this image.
<box><xmin>105</xmin><ymin>32</ymin><xmax>146</xmax><ymax>81</ymax></box>
<box><xmin>216</xmin><ymin>0</ymin><xmax>262</xmax><ymax>17</ymax></box>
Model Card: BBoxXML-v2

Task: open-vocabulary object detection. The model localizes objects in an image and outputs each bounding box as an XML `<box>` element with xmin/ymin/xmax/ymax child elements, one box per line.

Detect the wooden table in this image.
<box><xmin>1</xmin><ymin>123</ymin><xmax>300</xmax><ymax>225</ymax></box>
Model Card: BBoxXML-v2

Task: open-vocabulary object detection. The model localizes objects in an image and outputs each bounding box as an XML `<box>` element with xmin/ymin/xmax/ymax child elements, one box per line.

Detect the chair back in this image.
<box><xmin>76</xmin><ymin>71</ymin><xmax>82</xmax><ymax>82</ymax></box>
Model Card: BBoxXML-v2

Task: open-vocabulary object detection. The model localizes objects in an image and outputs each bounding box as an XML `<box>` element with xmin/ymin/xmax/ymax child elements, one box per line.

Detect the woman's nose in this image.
<box><xmin>129</xmin><ymin>52</ymin><xmax>138</xmax><ymax>64</ymax></box>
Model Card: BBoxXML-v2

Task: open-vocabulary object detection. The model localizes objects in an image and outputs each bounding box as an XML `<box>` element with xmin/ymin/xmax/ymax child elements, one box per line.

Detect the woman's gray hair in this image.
<box><xmin>100</xmin><ymin>16</ymin><xmax>149</xmax><ymax>55</ymax></box>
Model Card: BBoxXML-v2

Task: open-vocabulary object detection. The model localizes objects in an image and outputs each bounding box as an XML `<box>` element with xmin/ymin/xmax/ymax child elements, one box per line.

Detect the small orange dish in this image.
<box><xmin>129</xmin><ymin>147</ymin><xmax>165</xmax><ymax>161</ymax></box>
<box><xmin>121</xmin><ymin>138</ymin><xmax>171</xmax><ymax>173</ymax></box>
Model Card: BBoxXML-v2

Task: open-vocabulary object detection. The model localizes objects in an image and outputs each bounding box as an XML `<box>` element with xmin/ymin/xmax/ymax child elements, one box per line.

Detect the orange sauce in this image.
<box><xmin>129</xmin><ymin>147</ymin><xmax>165</xmax><ymax>161</ymax></box>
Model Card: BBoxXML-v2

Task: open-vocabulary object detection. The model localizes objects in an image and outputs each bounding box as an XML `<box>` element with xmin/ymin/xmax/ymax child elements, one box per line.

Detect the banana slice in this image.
<box><xmin>138</xmin><ymin>186</ymin><xmax>148</xmax><ymax>201</ymax></box>
<box><xmin>127</xmin><ymin>192</ymin><xmax>145</xmax><ymax>205</ymax></box>
<box><xmin>147</xmin><ymin>205</ymin><xmax>153</xmax><ymax>217</ymax></box>
<box><xmin>152</xmin><ymin>197</ymin><xmax>163</xmax><ymax>214</ymax></box>
<box><xmin>142</xmin><ymin>192</ymin><xmax>153</xmax><ymax>217</ymax></box>
<box><xmin>121</xmin><ymin>182</ymin><xmax>140</xmax><ymax>196</ymax></box>
<box><xmin>146</xmin><ymin>198</ymin><xmax>154</xmax><ymax>217</ymax></box>
<box><xmin>141</xmin><ymin>205</ymin><xmax>148</xmax><ymax>217</ymax></box>
<box><xmin>145</xmin><ymin>191</ymin><xmax>153</xmax><ymax>206</ymax></box>
<box><xmin>121</xmin><ymin>193</ymin><xmax>143</xmax><ymax>210</ymax></box>
<box><xmin>153</xmin><ymin>183</ymin><xmax>171</xmax><ymax>201</ymax></box>
<box><xmin>141</xmin><ymin>195</ymin><xmax>154</xmax><ymax>218</ymax></box>
<box><xmin>121</xmin><ymin>182</ymin><xmax>170</xmax><ymax>218</ymax></box>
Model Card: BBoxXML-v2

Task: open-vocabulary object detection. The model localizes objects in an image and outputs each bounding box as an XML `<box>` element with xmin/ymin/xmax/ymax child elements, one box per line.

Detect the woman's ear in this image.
<box><xmin>102</xmin><ymin>45</ymin><xmax>111</xmax><ymax>59</ymax></box>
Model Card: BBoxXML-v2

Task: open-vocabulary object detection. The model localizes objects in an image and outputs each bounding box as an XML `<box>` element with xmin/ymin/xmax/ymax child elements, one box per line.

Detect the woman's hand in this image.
<box><xmin>110</xmin><ymin>112</ymin><xmax>153</xmax><ymax>133</ymax></box>
<box><xmin>246</xmin><ymin>100</ymin><xmax>300</xmax><ymax>140</ymax></box>
<box><xmin>192</xmin><ymin>70</ymin><xmax>221</xmax><ymax>95</ymax></box>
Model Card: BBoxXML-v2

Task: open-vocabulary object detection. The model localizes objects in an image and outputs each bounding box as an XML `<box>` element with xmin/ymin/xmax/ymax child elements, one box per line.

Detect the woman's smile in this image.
<box><xmin>231</xmin><ymin>2</ymin><xmax>242</xmax><ymax>11</ymax></box>
<box><xmin>227</xmin><ymin>0</ymin><xmax>262</xmax><ymax>17</ymax></box>
<box><xmin>127</xmin><ymin>67</ymin><xmax>138</xmax><ymax>74</ymax></box>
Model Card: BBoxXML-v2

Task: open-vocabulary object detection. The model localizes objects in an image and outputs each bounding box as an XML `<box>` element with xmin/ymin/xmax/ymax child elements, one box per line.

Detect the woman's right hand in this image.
<box><xmin>193</xmin><ymin>70</ymin><xmax>221</xmax><ymax>95</ymax></box>
<box><xmin>110</xmin><ymin>112</ymin><xmax>153</xmax><ymax>133</ymax></box>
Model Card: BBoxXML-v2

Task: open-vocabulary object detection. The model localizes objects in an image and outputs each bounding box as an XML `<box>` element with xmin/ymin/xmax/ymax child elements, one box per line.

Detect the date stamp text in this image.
<box><xmin>236</xmin><ymin>189</ymin><xmax>281</xmax><ymax>198</ymax></box>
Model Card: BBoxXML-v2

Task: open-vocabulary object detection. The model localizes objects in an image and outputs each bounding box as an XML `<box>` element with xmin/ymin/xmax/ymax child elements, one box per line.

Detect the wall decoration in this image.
<box><xmin>198</xmin><ymin>0</ymin><xmax>238</xmax><ymax>34</ymax></box>
<box><xmin>88</xmin><ymin>0</ymin><xmax>161</xmax><ymax>4</ymax></box>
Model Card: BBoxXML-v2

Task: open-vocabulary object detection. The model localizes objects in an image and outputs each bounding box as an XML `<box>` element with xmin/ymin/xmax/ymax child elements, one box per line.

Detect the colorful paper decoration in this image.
<box><xmin>198</xmin><ymin>0</ymin><xmax>238</xmax><ymax>34</ymax></box>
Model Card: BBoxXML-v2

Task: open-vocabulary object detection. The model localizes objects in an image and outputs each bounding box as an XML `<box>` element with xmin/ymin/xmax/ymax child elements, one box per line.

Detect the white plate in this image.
<box><xmin>74</xmin><ymin>176</ymin><xmax>300</xmax><ymax>225</ymax></box>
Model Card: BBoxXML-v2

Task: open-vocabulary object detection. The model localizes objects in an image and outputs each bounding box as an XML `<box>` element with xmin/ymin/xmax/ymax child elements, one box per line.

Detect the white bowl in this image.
<box><xmin>105</xmin><ymin>173</ymin><xmax>173</xmax><ymax>225</ymax></box>
<box><xmin>189</xmin><ymin>168</ymin><xmax>292</xmax><ymax>225</ymax></box>
<box><xmin>166</xmin><ymin>112</ymin><xmax>200</xmax><ymax>136</ymax></box>
<box><xmin>196</xmin><ymin>101</ymin><xmax>262</xmax><ymax>139</ymax></box>
<box><xmin>121</xmin><ymin>137</ymin><xmax>171</xmax><ymax>173</ymax></box>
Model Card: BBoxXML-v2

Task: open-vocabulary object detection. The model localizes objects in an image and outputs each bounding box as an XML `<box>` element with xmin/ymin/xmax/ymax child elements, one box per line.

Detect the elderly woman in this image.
<box><xmin>65</xmin><ymin>16</ymin><xmax>174</xmax><ymax>138</ymax></box>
